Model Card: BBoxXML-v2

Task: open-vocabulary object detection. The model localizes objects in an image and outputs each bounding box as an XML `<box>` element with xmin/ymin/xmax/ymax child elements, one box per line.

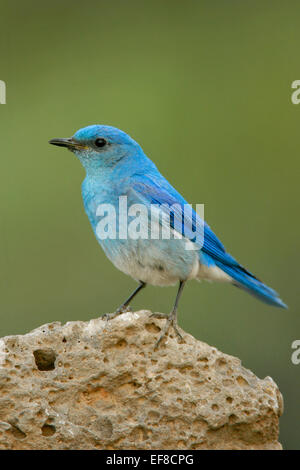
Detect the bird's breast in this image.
<box><xmin>100</xmin><ymin>237</ymin><xmax>199</xmax><ymax>286</ymax></box>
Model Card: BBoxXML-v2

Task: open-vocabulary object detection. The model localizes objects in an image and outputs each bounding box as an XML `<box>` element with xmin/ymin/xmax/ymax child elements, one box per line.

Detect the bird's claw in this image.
<box><xmin>150</xmin><ymin>312</ymin><xmax>169</xmax><ymax>319</ymax></box>
<box><xmin>154</xmin><ymin>312</ymin><xmax>183</xmax><ymax>349</ymax></box>
<box><xmin>102</xmin><ymin>305</ymin><xmax>132</xmax><ymax>322</ymax></box>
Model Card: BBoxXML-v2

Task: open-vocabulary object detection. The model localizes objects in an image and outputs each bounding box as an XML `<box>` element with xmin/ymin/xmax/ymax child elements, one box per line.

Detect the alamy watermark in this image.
<box><xmin>291</xmin><ymin>340</ymin><xmax>300</xmax><ymax>365</ymax></box>
<box><xmin>95</xmin><ymin>196</ymin><xmax>205</xmax><ymax>250</ymax></box>
<box><xmin>291</xmin><ymin>80</ymin><xmax>300</xmax><ymax>104</ymax></box>
<box><xmin>0</xmin><ymin>80</ymin><xmax>6</xmax><ymax>104</ymax></box>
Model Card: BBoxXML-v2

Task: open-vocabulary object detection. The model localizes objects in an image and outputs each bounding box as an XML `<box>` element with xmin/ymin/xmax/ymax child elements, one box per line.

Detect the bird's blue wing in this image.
<box><xmin>129</xmin><ymin>175</ymin><xmax>287</xmax><ymax>308</ymax></box>
<box><xmin>130</xmin><ymin>175</ymin><xmax>234</xmax><ymax>265</ymax></box>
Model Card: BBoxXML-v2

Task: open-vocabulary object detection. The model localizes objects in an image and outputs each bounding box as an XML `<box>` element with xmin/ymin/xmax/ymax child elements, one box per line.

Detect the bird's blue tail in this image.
<box><xmin>216</xmin><ymin>262</ymin><xmax>287</xmax><ymax>308</ymax></box>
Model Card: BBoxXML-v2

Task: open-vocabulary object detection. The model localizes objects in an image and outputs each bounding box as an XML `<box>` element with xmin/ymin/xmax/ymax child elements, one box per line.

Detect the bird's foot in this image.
<box><xmin>150</xmin><ymin>312</ymin><xmax>169</xmax><ymax>320</ymax></box>
<box><xmin>102</xmin><ymin>304</ymin><xmax>132</xmax><ymax>321</ymax></box>
<box><xmin>152</xmin><ymin>311</ymin><xmax>183</xmax><ymax>349</ymax></box>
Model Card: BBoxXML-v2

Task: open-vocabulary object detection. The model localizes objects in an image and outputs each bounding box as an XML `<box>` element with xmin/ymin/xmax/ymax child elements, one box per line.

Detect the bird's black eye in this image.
<box><xmin>95</xmin><ymin>138</ymin><xmax>107</xmax><ymax>148</ymax></box>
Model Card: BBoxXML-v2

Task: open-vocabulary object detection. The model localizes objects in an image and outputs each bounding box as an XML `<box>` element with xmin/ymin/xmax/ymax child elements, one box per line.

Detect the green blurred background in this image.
<box><xmin>0</xmin><ymin>0</ymin><xmax>299</xmax><ymax>449</ymax></box>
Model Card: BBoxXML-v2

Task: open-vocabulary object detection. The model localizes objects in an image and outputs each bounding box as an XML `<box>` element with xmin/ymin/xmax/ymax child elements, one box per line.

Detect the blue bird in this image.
<box><xmin>49</xmin><ymin>125</ymin><xmax>287</xmax><ymax>347</ymax></box>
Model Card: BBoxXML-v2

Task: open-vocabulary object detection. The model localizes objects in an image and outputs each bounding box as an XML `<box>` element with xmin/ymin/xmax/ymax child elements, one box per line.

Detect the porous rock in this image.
<box><xmin>0</xmin><ymin>311</ymin><xmax>283</xmax><ymax>449</ymax></box>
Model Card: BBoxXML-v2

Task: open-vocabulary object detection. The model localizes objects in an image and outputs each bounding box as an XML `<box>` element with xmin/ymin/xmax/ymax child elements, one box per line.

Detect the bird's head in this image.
<box><xmin>49</xmin><ymin>125</ymin><xmax>142</xmax><ymax>173</ymax></box>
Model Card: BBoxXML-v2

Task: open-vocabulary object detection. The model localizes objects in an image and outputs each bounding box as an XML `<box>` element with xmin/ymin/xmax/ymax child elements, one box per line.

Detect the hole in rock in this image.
<box><xmin>33</xmin><ymin>348</ymin><xmax>57</xmax><ymax>371</ymax></box>
<box><xmin>41</xmin><ymin>424</ymin><xmax>56</xmax><ymax>436</ymax></box>
<box><xmin>10</xmin><ymin>424</ymin><xmax>26</xmax><ymax>440</ymax></box>
<box><xmin>145</xmin><ymin>323</ymin><xmax>161</xmax><ymax>333</ymax></box>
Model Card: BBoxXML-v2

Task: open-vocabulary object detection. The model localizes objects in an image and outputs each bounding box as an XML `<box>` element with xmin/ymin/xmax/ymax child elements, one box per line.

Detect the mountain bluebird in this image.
<box><xmin>50</xmin><ymin>125</ymin><xmax>287</xmax><ymax>347</ymax></box>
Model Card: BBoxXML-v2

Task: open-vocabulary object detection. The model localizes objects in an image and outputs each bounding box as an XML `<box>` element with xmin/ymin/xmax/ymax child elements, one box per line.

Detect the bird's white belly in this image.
<box><xmin>119</xmin><ymin>257</ymin><xmax>180</xmax><ymax>286</ymax></box>
<box><xmin>102</xmin><ymin>234</ymin><xmax>200</xmax><ymax>287</ymax></box>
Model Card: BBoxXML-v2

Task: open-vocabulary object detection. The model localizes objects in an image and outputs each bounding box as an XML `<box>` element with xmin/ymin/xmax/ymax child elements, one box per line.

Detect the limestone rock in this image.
<box><xmin>0</xmin><ymin>311</ymin><xmax>283</xmax><ymax>450</ymax></box>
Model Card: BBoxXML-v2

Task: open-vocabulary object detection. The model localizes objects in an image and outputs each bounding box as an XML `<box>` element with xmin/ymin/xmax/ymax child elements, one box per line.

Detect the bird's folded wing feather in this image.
<box><xmin>129</xmin><ymin>175</ymin><xmax>244</xmax><ymax>270</ymax></box>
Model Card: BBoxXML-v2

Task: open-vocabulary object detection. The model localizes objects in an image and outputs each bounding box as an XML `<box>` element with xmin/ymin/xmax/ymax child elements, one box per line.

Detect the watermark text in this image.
<box><xmin>95</xmin><ymin>196</ymin><xmax>204</xmax><ymax>250</ymax></box>
<box><xmin>0</xmin><ymin>80</ymin><xmax>6</xmax><ymax>104</ymax></box>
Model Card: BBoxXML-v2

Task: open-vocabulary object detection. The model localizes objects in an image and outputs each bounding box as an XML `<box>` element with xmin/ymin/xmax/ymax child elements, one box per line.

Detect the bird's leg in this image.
<box><xmin>153</xmin><ymin>280</ymin><xmax>186</xmax><ymax>348</ymax></box>
<box><xmin>102</xmin><ymin>281</ymin><xmax>146</xmax><ymax>321</ymax></box>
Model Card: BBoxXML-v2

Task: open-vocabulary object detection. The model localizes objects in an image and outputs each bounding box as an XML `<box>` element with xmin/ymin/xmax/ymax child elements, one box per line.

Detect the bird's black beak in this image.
<box><xmin>49</xmin><ymin>137</ymin><xmax>87</xmax><ymax>150</ymax></box>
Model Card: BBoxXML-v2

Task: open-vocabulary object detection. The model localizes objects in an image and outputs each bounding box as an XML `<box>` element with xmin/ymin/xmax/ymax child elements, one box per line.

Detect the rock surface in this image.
<box><xmin>0</xmin><ymin>311</ymin><xmax>283</xmax><ymax>450</ymax></box>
